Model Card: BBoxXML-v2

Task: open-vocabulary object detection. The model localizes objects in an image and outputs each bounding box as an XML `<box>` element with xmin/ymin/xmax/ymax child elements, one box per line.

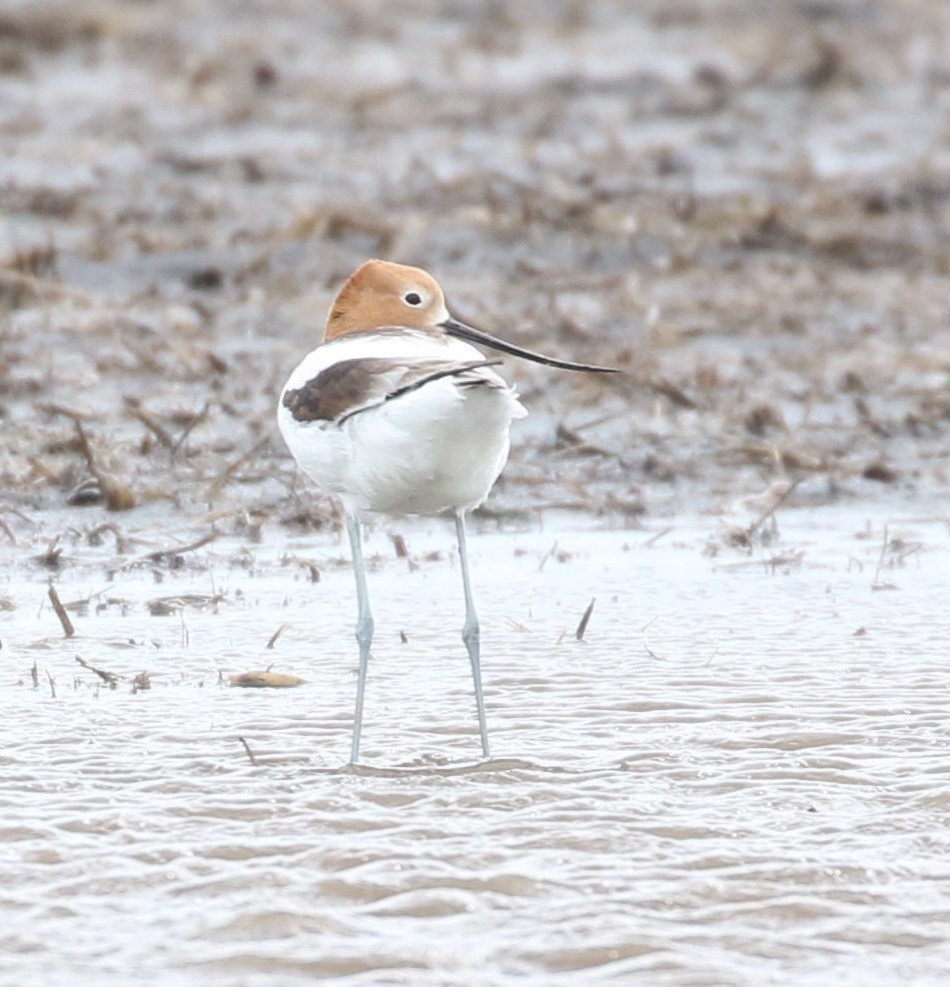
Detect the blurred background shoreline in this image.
<box><xmin>1</xmin><ymin>0</ymin><xmax>948</xmax><ymax>538</ymax></box>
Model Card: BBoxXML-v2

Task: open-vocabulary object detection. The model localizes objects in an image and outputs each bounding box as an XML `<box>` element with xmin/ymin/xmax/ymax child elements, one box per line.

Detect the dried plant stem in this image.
<box><xmin>48</xmin><ymin>585</ymin><xmax>75</xmax><ymax>638</ymax></box>
<box><xmin>238</xmin><ymin>737</ymin><xmax>259</xmax><ymax>766</ymax></box>
<box><xmin>575</xmin><ymin>598</ymin><xmax>596</xmax><ymax>641</ymax></box>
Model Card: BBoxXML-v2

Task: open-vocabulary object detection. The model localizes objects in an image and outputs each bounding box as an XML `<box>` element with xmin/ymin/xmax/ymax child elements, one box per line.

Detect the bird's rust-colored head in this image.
<box><xmin>323</xmin><ymin>259</ymin><xmax>619</xmax><ymax>375</ymax></box>
<box><xmin>324</xmin><ymin>260</ymin><xmax>448</xmax><ymax>341</ymax></box>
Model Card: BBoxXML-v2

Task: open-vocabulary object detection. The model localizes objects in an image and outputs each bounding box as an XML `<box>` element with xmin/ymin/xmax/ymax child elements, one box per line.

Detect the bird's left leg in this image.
<box><xmin>346</xmin><ymin>510</ymin><xmax>374</xmax><ymax>764</ymax></box>
<box><xmin>454</xmin><ymin>510</ymin><xmax>490</xmax><ymax>758</ymax></box>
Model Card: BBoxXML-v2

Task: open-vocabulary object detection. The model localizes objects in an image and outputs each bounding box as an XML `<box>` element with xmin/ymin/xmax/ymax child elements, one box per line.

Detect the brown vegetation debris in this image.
<box><xmin>147</xmin><ymin>593</ymin><xmax>223</xmax><ymax>616</ymax></box>
<box><xmin>862</xmin><ymin>461</ymin><xmax>899</xmax><ymax>484</ymax></box>
<box><xmin>75</xmin><ymin>423</ymin><xmax>136</xmax><ymax>511</ymax></box>
<box><xmin>229</xmin><ymin>670</ymin><xmax>305</xmax><ymax>688</ymax></box>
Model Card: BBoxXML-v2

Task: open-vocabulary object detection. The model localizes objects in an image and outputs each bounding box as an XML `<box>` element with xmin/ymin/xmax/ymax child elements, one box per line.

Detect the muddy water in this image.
<box><xmin>1</xmin><ymin>507</ymin><xmax>948</xmax><ymax>985</ymax></box>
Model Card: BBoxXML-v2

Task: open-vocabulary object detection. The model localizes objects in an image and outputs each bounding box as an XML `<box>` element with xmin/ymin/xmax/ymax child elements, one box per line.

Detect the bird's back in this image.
<box><xmin>279</xmin><ymin>329</ymin><xmax>526</xmax><ymax>515</ymax></box>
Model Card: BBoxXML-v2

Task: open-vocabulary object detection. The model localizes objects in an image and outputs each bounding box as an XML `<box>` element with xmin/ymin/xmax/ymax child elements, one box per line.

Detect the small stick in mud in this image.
<box><xmin>0</xmin><ymin>517</ymin><xmax>14</xmax><ymax>544</ymax></box>
<box><xmin>390</xmin><ymin>532</ymin><xmax>409</xmax><ymax>558</ymax></box>
<box><xmin>206</xmin><ymin>438</ymin><xmax>269</xmax><ymax>499</ymax></box>
<box><xmin>48</xmin><ymin>585</ymin><xmax>75</xmax><ymax>638</ymax></box>
<box><xmin>124</xmin><ymin>396</ymin><xmax>175</xmax><ymax>449</ymax></box>
<box><xmin>75</xmin><ymin>655</ymin><xmax>119</xmax><ymax>687</ymax></box>
<box><xmin>575</xmin><ymin>598</ymin><xmax>596</xmax><ymax>641</ymax></box>
<box><xmin>172</xmin><ymin>400</ymin><xmax>212</xmax><ymax>456</ymax></box>
<box><xmin>238</xmin><ymin>737</ymin><xmax>259</xmax><ymax>766</ymax></box>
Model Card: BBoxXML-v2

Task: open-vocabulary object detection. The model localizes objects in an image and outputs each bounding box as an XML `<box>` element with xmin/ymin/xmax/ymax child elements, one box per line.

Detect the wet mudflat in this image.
<box><xmin>2</xmin><ymin>0</ymin><xmax>950</xmax><ymax>523</ymax></box>
<box><xmin>2</xmin><ymin>0</ymin><xmax>950</xmax><ymax>984</ymax></box>
<box><xmin>2</xmin><ymin>507</ymin><xmax>949</xmax><ymax>986</ymax></box>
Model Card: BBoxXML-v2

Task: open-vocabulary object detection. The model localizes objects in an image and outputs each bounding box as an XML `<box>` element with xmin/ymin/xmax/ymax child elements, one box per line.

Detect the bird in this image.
<box><xmin>278</xmin><ymin>259</ymin><xmax>616</xmax><ymax>763</ymax></box>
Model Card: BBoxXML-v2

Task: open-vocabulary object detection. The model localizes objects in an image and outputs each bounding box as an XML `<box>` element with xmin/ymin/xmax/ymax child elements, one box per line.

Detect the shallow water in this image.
<box><xmin>2</xmin><ymin>506</ymin><xmax>948</xmax><ymax>985</ymax></box>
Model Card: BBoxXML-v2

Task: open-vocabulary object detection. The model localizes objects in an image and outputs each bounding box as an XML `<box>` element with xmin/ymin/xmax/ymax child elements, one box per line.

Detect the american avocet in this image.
<box><xmin>278</xmin><ymin>260</ymin><xmax>616</xmax><ymax>762</ymax></box>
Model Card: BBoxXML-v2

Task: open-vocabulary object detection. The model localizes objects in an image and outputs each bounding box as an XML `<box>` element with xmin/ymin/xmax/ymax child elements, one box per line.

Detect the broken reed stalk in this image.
<box><xmin>238</xmin><ymin>736</ymin><xmax>259</xmax><ymax>766</ymax></box>
<box><xmin>48</xmin><ymin>585</ymin><xmax>75</xmax><ymax>638</ymax></box>
<box><xmin>575</xmin><ymin>597</ymin><xmax>596</xmax><ymax>641</ymax></box>
<box><xmin>75</xmin><ymin>655</ymin><xmax>119</xmax><ymax>687</ymax></box>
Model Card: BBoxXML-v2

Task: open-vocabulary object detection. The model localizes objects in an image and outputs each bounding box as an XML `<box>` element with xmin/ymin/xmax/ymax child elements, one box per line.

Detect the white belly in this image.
<box><xmin>278</xmin><ymin>331</ymin><xmax>527</xmax><ymax>516</ymax></box>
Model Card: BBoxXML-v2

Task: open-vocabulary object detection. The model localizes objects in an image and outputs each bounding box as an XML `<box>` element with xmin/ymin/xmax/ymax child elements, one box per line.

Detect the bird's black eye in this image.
<box><xmin>404</xmin><ymin>292</ymin><xmax>422</xmax><ymax>306</ymax></box>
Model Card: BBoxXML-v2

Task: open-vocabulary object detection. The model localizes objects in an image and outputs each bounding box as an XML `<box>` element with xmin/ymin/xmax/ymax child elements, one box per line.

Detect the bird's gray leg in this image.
<box><xmin>345</xmin><ymin>511</ymin><xmax>374</xmax><ymax>763</ymax></box>
<box><xmin>454</xmin><ymin>510</ymin><xmax>490</xmax><ymax>758</ymax></box>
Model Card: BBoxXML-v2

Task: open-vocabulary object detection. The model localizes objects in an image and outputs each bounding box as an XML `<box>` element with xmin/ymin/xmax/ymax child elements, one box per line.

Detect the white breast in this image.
<box><xmin>278</xmin><ymin>330</ymin><xmax>527</xmax><ymax>516</ymax></box>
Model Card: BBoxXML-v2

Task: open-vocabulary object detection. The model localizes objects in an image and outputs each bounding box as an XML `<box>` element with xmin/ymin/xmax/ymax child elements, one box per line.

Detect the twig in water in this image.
<box><xmin>538</xmin><ymin>541</ymin><xmax>558</xmax><ymax>572</ymax></box>
<box><xmin>1</xmin><ymin>505</ymin><xmax>36</xmax><ymax>545</ymax></box>
<box><xmin>644</xmin><ymin>526</ymin><xmax>673</xmax><ymax>548</ymax></box>
<box><xmin>746</xmin><ymin>479</ymin><xmax>800</xmax><ymax>540</ymax></box>
<box><xmin>48</xmin><ymin>585</ymin><xmax>75</xmax><ymax>638</ymax></box>
<box><xmin>144</xmin><ymin>531</ymin><xmax>217</xmax><ymax>562</ymax></box>
<box><xmin>31</xmin><ymin>661</ymin><xmax>39</xmax><ymax>689</ymax></box>
<box><xmin>869</xmin><ymin>526</ymin><xmax>920</xmax><ymax>591</ymax></box>
<box><xmin>238</xmin><ymin>737</ymin><xmax>259</xmax><ymax>766</ymax></box>
<box><xmin>37</xmin><ymin>536</ymin><xmax>63</xmax><ymax>568</ymax></box>
<box><xmin>871</xmin><ymin>524</ymin><xmax>897</xmax><ymax>591</ymax></box>
<box><xmin>266</xmin><ymin>624</ymin><xmax>289</xmax><ymax>649</ymax></box>
<box><xmin>46</xmin><ymin>670</ymin><xmax>56</xmax><ymax>698</ymax></box>
<box><xmin>75</xmin><ymin>655</ymin><xmax>119</xmax><ymax>687</ymax></box>
<box><xmin>575</xmin><ymin>598</ymin><xmax>596</xmax><ymax>641</ymax></box>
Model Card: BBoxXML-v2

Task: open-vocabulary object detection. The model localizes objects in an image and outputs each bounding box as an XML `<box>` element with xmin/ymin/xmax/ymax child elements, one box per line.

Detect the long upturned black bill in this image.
<box><xmin>441</xmin><ymin>317</ymin><xmax>618</xmax><ymax>374</ymax></box>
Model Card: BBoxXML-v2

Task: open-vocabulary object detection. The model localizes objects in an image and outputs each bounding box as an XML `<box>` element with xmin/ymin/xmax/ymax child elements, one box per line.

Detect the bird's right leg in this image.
<box><xmin>345</xmin><ymin>511</ymin><xmax>374</xmax><ymax>763</ymax></box>
<box><xmin>454</xmin><ymin>510</ymin><xmax>491</xmax><ymax>759</ymax></box>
